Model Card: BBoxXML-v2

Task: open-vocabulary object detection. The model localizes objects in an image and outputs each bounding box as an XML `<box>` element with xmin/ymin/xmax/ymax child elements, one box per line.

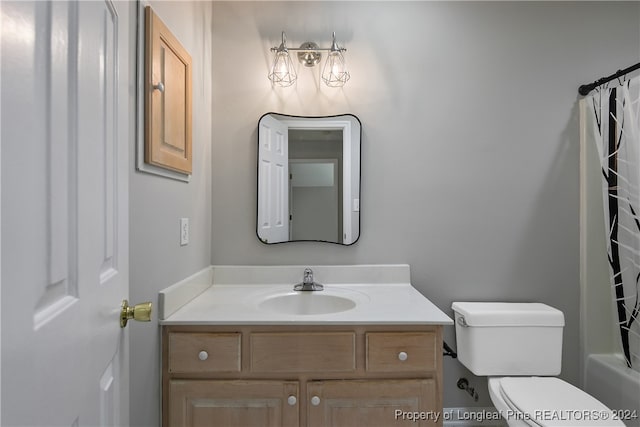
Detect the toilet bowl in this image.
<box><xmin>452</xmin><ymin>302</ymin><xmax>624</xmax><ymax>427</ymax></box>
<box><xmin>488</xmin><ymin>377</ymin><xmax>623</xmax><ymax>426</ymax></box>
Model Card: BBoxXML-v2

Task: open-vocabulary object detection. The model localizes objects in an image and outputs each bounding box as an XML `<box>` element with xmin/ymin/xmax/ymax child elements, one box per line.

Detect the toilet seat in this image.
<box><xmin>488</xmin><ymin>377</ymin><xmax>625</xmax><ymax>426</ymax></box>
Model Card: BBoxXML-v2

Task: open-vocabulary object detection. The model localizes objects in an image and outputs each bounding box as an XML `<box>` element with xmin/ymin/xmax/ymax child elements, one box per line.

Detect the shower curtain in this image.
<box><xmin>583</xmin><ymin>76</ymin><xmax>640</xmax><ymax>371</ymax></box>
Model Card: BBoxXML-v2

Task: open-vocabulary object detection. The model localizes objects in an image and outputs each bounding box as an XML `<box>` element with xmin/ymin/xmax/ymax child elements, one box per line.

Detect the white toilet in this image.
<box><xmin>452</xmin><ymin>302</ymin><xmax>625</xmax><ymax>427</ymax></box>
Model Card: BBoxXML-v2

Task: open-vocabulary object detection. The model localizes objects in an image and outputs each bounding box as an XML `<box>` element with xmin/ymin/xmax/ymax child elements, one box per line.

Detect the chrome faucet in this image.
<box><xmin>294</xmin><ymin>268</ymin><xmax>324</xmax><ymax>291</ymax></box>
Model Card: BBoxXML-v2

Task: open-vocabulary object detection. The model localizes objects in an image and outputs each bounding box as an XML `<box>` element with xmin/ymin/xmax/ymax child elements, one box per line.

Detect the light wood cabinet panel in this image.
<box><xmin>307</xmin><ymin>379</ymin><xmax>438</xmax><ymax>427</ymax></box>
<box><xmin>144</xmin><ymin>6</ymin><xmax>192</xmax><ymax>174</ymax></box>
<box><xmin>162</xmin><ymin>325</ymin><xmax>443</xmax><ymax>427</ymax></box>
<box><xmin>366</xmin><ymin>332</ymin><xmax>436</xmax><ymax>372</ymax></box>
<box><xmin>168</xmin><ymin>333</ymin><xmax>241</xmax><ymax>374</ymax></box>
<box><xmin>250</xmin><ymin>332</ymin><xmax>355</xmax><ymax>373</ymax></box>
<box><xmin>169</xmin><ymin>380</ymin><xmax>299</xmax><ymax>427</ymax></box>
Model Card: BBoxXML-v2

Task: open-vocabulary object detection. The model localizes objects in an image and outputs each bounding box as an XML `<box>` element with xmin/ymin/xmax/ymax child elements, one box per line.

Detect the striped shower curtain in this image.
<box><xmin>584</xmin><ymin>76</ymin><xmax>640</xmax><ymax>371</ymax></box>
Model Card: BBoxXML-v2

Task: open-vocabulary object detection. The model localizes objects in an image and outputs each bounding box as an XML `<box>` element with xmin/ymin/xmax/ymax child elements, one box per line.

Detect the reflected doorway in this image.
<box><xmin>289</xmin><ymin>129</ymin><xmax>343</xmax><ymax>242</ymax></box>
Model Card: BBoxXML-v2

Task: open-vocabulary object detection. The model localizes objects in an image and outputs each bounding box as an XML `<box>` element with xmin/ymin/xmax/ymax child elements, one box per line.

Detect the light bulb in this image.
<box><xmin>268</xmin><ymin>31</ymin><xmax>297</xmax><ymax>87</ymax></box>
<box><xmin>269</xmin><ymin>51</ymin><xmax>297</xmax><ymax>87</ymax></box>
<box><xmin>321</xmin><ymin>50</ymin><xmax>350</xmax><ymax>87</ymax></box>
<box><xmin>321</xmin><ymin>32</ymin><xmax>350</xmax><ymax>87</ymax></box>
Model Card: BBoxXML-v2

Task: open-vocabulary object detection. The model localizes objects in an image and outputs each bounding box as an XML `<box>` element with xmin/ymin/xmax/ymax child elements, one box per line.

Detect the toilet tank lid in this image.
<box><xmin>451</xmin><ymin>302</ymin><xmax>564</xmax><ymax>327</ymax></box>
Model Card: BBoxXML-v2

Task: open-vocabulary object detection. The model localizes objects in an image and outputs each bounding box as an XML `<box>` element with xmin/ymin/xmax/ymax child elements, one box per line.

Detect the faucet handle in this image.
<box><xmin>303</xmin><ymin>268</ymin><xmax>313</xmax><ymax>284</ymax></box>
<box><xmin>294</xmin><ymin>267</ymin><xmax>323</xmax><ymax>291</ymax></box>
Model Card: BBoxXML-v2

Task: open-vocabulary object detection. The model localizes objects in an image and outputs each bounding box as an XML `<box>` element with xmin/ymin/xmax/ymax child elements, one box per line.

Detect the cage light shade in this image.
<box><xmin>269</xmin><ymin>51</ymin><xmax>297</xmax><ymax>87</ymax></box>
<box><xmin>321</xmin><ymin>50</ymin><xmax>350</xmax><ymax>87</ymax></box>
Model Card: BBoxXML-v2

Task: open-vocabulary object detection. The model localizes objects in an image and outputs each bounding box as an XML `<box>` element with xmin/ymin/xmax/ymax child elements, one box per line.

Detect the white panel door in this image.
<box><xmin>1</xmin><ymin>1</ymin><xmax>130</xmax><ymax>425</ymax></box>
<box><xmin>258</xmin><ymin>115</ymin><xmax>289</xmax><ymax>243</ymax></box>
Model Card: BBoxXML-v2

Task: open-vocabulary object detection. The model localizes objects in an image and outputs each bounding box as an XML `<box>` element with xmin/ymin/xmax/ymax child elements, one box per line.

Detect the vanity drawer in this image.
<box><xmin>250</xmin><ymin>332</ymin><xmax>356</xmax><ymax>373</ymax></box>
<box><xmin>366</xmin><ymin>332</ymin><xmax>436</xmax><ymax>372</ymax></box>
<box><xmin>168</xmin><ymin>332</ymin><xmax>241</xmax><ymax>373</ymax></box>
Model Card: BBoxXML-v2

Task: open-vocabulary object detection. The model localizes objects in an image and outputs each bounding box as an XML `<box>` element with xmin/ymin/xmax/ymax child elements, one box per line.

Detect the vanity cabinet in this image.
<box><xmin>306</xmin><ymin>379</ymin><xmax>436</xmax><ymax>427</ymax></box>
<box><xmin>168</xmin><ymin>380</ymin><xmax>299</xmax><ymax>426</ymax></box>
<box><xmin>162</xmin><ymin>325</ymin><xmax>443</xmax><ymax>427</ymax></box>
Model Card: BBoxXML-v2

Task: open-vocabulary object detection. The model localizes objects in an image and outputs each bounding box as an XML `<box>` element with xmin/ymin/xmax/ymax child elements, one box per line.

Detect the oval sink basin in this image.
<box><xmin>258</xmin><ymin>293</ymin><xmax>356</xmax><ymax>315</ymax></box>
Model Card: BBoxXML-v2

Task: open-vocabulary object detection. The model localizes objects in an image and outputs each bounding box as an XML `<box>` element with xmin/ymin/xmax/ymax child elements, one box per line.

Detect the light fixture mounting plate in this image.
<box><xmin>297</xmin><ymin>42</ymin><xmax>322</xmax><ymax>67</ymax></box>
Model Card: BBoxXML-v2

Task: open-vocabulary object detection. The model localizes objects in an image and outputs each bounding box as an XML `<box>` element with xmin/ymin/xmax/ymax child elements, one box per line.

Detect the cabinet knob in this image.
<box><xmin>287</xmin><ymin>395</ymin><xmax>297</xmax><ymax>406</ymax></box>
<box><xmin>398</xmin><ymin>351</ymin><xmax>408</xmax><ymax>361</ymax></box>
<box><xmin>153</xmin><ymin>82</ymin><xmax>165</xmax><ymax>93</ymax></box>
<box><xmin>311</xmin><ymin>396</ymin><xmax>321</xmax><ymax>406</ymax></box>
<box><xmin>198</xmin><ymin>351</ymin><xmax>209</xmax><ymax>361</ymax></box>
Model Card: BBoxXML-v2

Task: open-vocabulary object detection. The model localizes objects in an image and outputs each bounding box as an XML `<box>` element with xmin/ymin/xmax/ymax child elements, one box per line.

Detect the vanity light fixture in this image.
<box><xmin>322</xmin><ymin>33</ymin><xmax>350</xmax><ymax>87</ymax></box>
<box><xmin>268</xmin><ymin>31</ymin><xmax>350</xmax><ymax>88</ymax></box>
<box><xmin>268</xmin><ymin>32</ymin><xmax>297</xmax><ymax>87</ymax></box>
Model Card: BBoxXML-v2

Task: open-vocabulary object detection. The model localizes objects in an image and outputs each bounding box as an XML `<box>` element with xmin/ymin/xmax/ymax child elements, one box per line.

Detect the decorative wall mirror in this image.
<box><xmin>257</xmin><ymin>113</ymin><xmax>361</xmax><ymax>245</ymax></box>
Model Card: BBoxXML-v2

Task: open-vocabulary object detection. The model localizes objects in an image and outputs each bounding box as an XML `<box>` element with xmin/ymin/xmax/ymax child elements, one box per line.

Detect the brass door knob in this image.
<box><xmin>120</xmin><ymin>299</ymin><xmax>152</xmax><ymax>328</ymax></box>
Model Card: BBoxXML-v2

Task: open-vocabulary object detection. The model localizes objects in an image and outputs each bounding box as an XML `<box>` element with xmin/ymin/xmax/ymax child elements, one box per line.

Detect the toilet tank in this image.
<box><xmin>451</xmin><ymin>302</ymin><xmax>565</xmax><ymax>376</ymax></box>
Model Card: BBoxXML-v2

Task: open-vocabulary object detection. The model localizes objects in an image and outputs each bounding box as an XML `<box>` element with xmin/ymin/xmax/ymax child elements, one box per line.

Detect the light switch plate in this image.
<box><xmin>353</xmin><ymin>198</ymin><xmax>360</xmax><ymax>212</ymax></box>
<box><xmin>180</xmin><ymin>218</ymin><xmax>189</xmax><ymax>246</ymax></box>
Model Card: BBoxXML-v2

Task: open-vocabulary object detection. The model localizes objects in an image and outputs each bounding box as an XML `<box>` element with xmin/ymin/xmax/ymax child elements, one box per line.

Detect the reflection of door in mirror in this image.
<box><xmin>289</xmin><ymin>130</ymin><xmax>343</xmax><ymax>242</ymax></box>
<box><xmin>257</xmin><ymin>115</ymin><xmax>289</xmax><ymax>244</ymax></box>
<box><xmin>257</xmin><ymin>113</ymin><xmax>361</xmax><ymax>245</ymax></box>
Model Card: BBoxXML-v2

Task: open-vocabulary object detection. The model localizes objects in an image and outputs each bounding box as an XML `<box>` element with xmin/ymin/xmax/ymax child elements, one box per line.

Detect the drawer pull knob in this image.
<box><xmin>398</xmin><ymin>351</ymin><xmax>408</xmax><ymax>361</ymax></box>
<box><xmin>311</xmin><ymin>396</ymin><xmax>321</xmax><ymax>406</ymax></box>
<box><xmin>287</xmin><ymin>395</ymin><xmax>297</xmax><ymax>406</ymax></box>
<box><xmin>153</xmin><ymin>82</ymin><xmax>165</xmax><ymax>93</ymax></box>
<box><xmin>198</xmin><ymin>351</ymin><xmax>209</xmax><ymax>361</ymax></box>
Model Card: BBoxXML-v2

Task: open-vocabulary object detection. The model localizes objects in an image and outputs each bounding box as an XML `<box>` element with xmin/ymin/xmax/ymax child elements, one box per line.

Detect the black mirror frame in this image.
<box><xmin>256</xmin><ymin>112</ymin><xmax>362</xmax><ymax>246</ymax></box>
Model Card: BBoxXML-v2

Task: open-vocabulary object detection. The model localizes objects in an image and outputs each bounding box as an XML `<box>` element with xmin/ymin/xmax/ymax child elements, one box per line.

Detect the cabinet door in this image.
<box><xmin>307</xmin><ymin>379</ymin><xmax>439</xmax><ymax>427</ymax></box>
<box><xmin>144</xmin><ymin>6</ymin><xmax>192</xmax><ymax>174</ymax></box>
<box><xmin>168</xmin><ymin>380</ymin><xmax>299</xmax><ymax>427</ymax></box>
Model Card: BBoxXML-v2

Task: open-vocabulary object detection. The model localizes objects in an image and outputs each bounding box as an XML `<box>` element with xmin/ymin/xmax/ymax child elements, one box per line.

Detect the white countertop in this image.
<box><xmin>160</xmin><ymin>282</ymin><xmax>453</xmax><ymax>326</ymax></box>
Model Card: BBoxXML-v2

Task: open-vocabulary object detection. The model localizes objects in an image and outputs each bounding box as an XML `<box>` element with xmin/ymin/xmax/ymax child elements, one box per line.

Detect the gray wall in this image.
<box><xmin>128</xmin><ymin>2</ymin><xmax>213</xmax><ymax>426</ymax></box>
<box><xmin>210</xmin><ymin>1</ymin><xmax>639</xmax><ymax>409</ymax></box>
